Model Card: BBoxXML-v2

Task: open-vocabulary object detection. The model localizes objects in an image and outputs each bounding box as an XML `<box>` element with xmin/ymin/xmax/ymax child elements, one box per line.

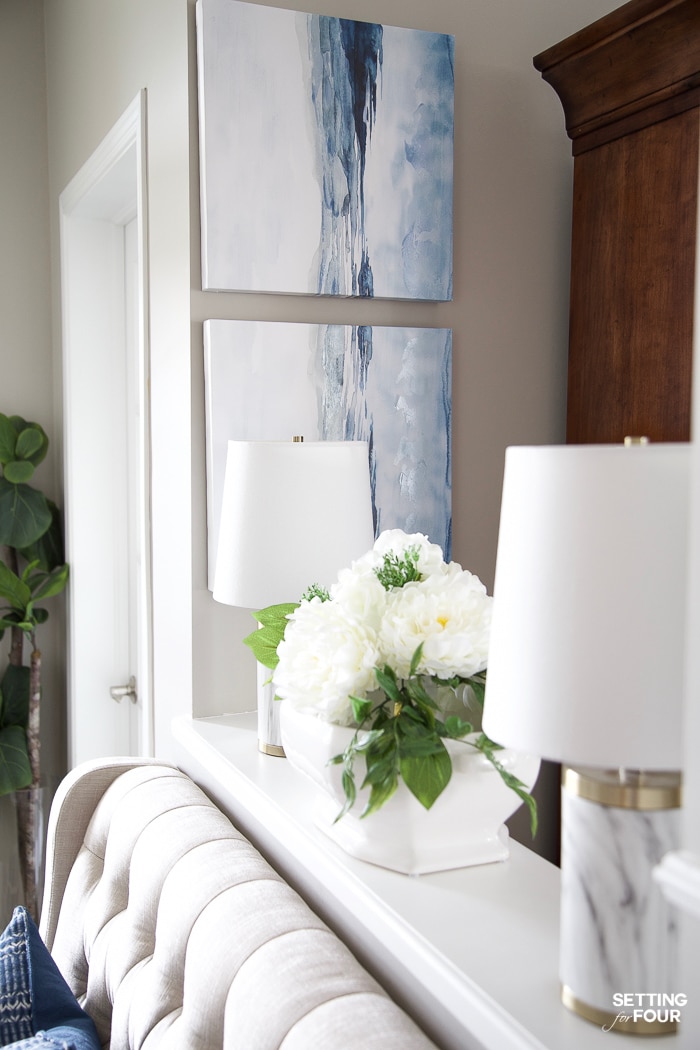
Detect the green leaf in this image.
<box><xmin>468</xmin><ymin>673</ymin><xmax>486</xmax><ymax>708</ymax></box>
<box><xmin>3</xmin><ymin>460</ymin><xmax>34</xmax><ymax>484</ymax></box>
<box><xmin>0</xmin><ymin>664</ymin><xmax>30</xmax><ymax>729</ymax></box>
<box><xmin>0</xmin><ymin>478</ymin><xmax>52</xmax><ymax>548</ymax></box>
<box><xmin>242</xmin><ymin>625</ymin><xmax>282</xmax><ymax>670</ymax></box>
<box><xmin>244</xmin><ymin>603</ymin><xmax>297</xmax><ymax>669</ymax></box>
<box><xmin>374</xmin><ymin>665</ymin><xmax>402</xmax><ymax>704</ymax></box>
<box><xmin>362</xmin><ymin>752</ymin><xmax>397</xmax><ymax>788</ymax></box>
<box><xmin>30</xmin><ymin>562</ymin><xmax>69</xmax><ymax>602</ymax></box>
<box><xmin>350</xmin><ymin>729</ymin><xmax>385</xmax><ymax>755</ymax></box>
<box><xmin>443</xmin><ymin>715</ymin><xmax>474</xmax><ymax>739</ymax></box>
<box><xmin>396</xmin><ymin>714</ymin><xmax>447</xmax><ymax>758</ymax></box>
<box><xmin>15</xmin><ymin>426</ymin><xmax>45</xmax><ymax>463</ymax></box>
<box><xmin>20</xmin><ymin>500</ymin><xmax>65</xmax><ymax>570</ymax></box>
<box><xmin>473</xmin><ymin>734</ymin><xmax>539</xmax><ymax>837</ymax></box>
<box><xmin>363</xmin><ymin>773</ymin><xmax>398</xmax><ymax>816</ymax></box>
<box><xmin>252</xmin><ymin>603</ymin><xmax>298</xmax><ymax>628</ymax></box>
<box><xmin>0</xmin><ymin>415</ymin><xmax>17</xmax><ymax>465</ymax></box>
<box><xmin>356</xmin><ymin>731</ymin><xmax>401</xmax><ymax>817</ymax></box>
<box><xmin>0</xmin><ymin>561</ymin><xmax>31</xmax><ymax>612</ymax></box>
<box><xmin>21</xmin><ymin>559</ymin><xmax>40</xmax><ymax>584</ymax></box>
<box><xmin>409</xmin><ymin>643</ymin><xmax>424</xmax><ymax>677</ymax></box>
<box><xmin>400</xmin><ymin>743</ymin><xmax>452</xmax><ymax>809</ymax></box>
<box><xmin>0</xmin><ymin>724</ymin><xmax>32</xmax><ymax>795</ymax></box>
<box><xmin>334</xmin><ymin>768</ymin><xmax>357</xmax><ymax>822</ymax></box>
<box><xmin>404</xmin><ymin>677</ymin><xmax>438</xmax><ymax>715</ymax></box>
<box><xmin>350</xmin><ymin>695</ymin><xmax>372</xmax><ymax>723</ymax></box>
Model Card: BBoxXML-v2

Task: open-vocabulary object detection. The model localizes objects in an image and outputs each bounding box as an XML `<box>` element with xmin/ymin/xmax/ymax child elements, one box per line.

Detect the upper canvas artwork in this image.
<box><xmin>196</xmin><ymin>0</ymin><xmax>454</xmax><ymax>299</ymax></box>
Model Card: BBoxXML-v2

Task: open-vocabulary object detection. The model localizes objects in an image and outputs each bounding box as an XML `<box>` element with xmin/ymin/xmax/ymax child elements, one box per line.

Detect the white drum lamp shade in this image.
<box><xmin>483</xmin><ymin>442</ymin><xmax>690</xmax><ymax>1035</ymax></box>
<box><xmin>213</xmin><ymin>440</ymin><xmax>375</xmax><ymax>609</ymax></box>
<box><xmin>483</xmin><ymin>442</ymin><xmax>690</xmax><ymax>770</ymax></box>
<box><xmin>213</xmin><ymin>439</ymin><xmax>375</xmax><ymax>757</ymax></box>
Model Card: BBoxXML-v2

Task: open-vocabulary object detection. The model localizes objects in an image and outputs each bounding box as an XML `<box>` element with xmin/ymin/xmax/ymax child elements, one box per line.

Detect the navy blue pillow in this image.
<box><xmin>0</xmin><ymin>907</ymin><xmax>100</xmax><ymax>1050</ymax></box>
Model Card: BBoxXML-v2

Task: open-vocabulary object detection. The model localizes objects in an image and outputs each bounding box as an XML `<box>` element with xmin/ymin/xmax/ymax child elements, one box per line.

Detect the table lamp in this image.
<box><xmin>213</xmin><ymin>439</ymin><xmax>375</xmax><ymax>755</ymax></box>
<box><xmin>483</xmin><ymin>440</ymin><xmax>690</xmax><ymax>1036</ymax></box>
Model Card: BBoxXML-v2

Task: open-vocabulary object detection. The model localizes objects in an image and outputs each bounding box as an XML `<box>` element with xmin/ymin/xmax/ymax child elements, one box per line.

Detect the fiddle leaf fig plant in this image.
<box><xmin>0</xmin><ymin>412</ymin><xmax>69</xmax><ymax>919</ymax></box>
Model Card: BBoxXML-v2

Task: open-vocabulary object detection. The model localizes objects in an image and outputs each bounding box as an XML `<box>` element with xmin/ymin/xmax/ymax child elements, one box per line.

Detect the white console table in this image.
<box><xmin>172</xmin><ymin>714</ymin><xmax>683</xmax><ymax>1050</ymax></box>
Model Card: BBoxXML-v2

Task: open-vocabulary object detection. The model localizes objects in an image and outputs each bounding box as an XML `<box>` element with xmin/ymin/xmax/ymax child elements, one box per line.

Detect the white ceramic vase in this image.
<box><xmin>280</xmin><ymin>701</ymin><xmax>540</xmax><ymax>875</ymax></box>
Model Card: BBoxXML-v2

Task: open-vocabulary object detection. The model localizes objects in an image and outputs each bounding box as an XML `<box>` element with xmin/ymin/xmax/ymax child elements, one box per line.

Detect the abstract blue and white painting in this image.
<box><xmin>204</xmin><ymin>320</ymin><xmax>452</xmax><ymax>588</ymax></box>
<box><xmin>196</xmin><ymin>0</ymin><xmax>454</xmax><ymax>299</ymax></box>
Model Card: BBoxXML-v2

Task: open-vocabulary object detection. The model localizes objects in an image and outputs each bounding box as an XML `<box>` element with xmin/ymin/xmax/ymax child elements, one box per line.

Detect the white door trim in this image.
<box><xmin>59</xmin><ymin>91</ymin><xmax>153</xmax><ymax>763</ymax></box>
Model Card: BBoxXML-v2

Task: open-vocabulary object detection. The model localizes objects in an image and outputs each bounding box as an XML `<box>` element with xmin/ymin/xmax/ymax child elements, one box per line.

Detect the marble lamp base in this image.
<box><xmin>257</xmin><ymin>663</ymin><xmax>285</xmax><ymax>757</ymax></box>
<box><xmin>560</xmin><ymin>767</ymin><xmax>682</xmax><ymax>1036</ymax></box>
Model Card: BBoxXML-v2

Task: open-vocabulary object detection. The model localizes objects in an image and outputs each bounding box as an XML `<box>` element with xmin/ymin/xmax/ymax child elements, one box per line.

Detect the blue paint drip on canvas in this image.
<box><xmin>315</xmin><ymin>325</ymin><xmax>452</xmax><ymax>557</ymax></box>
<box><xmin>304</xmin><ymin>14</ymin><xmax>454</xmax><ymax>299</ymax></box>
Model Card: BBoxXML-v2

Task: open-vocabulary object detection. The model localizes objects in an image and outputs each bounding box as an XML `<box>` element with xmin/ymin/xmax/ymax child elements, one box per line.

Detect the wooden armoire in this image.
<box><xmin>534</xmin><ymin>0</ymin><xmax>699</xmax><ymax>445</ymax></box>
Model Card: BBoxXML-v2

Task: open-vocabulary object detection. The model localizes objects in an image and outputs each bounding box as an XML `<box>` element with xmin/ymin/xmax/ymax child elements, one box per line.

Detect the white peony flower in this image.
<box><xmin>371</xmin><ymin>529</ymin><xmax>447</xmax><ymax>579</ymax></box>
<box><xmin>378</xmin><ymin>569</ymin><xmax>492</xmax><ymax>680</ymax></box>
<box><xmin>273</xmin><ymin>597</ymin><xmax>380</xmax><ymax>725</ymax></box>
<box><xmin>342</xmin><ymin>529</ymin><xmax>445</xmax><ymax>583</ymax></box>
<box><xmin>330</xmin><ymin>564</ymin><xmax>387</xmax><ymax>629</ymax></box>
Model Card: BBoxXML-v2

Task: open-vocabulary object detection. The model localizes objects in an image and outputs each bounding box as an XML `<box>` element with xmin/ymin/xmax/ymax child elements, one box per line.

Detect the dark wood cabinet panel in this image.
<box><xmin>535</xmin><ymin>0</ymin><xmax>699</xmax><ymax>445</ymax></box>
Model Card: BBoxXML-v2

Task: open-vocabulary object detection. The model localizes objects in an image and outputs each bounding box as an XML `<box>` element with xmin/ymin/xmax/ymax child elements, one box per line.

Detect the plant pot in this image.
<box><xmin>280</xmin><ymin>701</ymin><xmax>540</xmax><ymax>875</ymax></box>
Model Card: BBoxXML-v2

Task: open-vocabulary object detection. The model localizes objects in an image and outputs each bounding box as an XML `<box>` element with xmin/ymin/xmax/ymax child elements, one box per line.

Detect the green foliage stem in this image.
<box><xmin>329</xmin><ymin>650</ymin><xmax>538</xmax><ymax>836</ymax></box>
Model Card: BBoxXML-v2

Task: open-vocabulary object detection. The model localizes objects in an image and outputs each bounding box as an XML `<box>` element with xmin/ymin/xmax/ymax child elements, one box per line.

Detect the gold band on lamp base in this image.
<box><xmin>259</xmin><ymin>740</ymin><xmax>285</xmax><ymax>757</ymax></box>
<box><xmin>561</xmin><ymin>986</ymin><xmax>678</xmax><ymax>1036</ymax></box>
<box><xmin>563</xmin><ymin>767</ymin><xmax>682</xmax><ymax>811</ymax></box>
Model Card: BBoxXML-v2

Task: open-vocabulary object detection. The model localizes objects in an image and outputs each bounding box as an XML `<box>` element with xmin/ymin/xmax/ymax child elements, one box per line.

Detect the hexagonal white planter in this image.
<box><xmin>280</xmin><ymin>701</ymin><xmax>540</xmax><ymax>875</ymax></box>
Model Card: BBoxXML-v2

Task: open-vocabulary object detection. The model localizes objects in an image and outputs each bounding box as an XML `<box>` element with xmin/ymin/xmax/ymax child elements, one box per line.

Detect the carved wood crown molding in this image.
<box><xmin>534</xmin><ymin>0</ymin><xmax>700</xmax><ymax>154</ymax></box>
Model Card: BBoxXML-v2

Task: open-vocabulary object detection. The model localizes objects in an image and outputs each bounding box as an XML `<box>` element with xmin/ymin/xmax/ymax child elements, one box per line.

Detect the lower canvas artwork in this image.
<box><xmin>204</xmin><ymin>319</ymin><xmax>452</xmax><ymax>590</ymax></box>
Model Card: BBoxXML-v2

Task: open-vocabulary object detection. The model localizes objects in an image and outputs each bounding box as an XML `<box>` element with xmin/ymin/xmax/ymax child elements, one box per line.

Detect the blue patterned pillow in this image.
<box><xmin>0</xmin><ymin>907</ymin><xmax>100</xmax><ymax>1050</ymax></box>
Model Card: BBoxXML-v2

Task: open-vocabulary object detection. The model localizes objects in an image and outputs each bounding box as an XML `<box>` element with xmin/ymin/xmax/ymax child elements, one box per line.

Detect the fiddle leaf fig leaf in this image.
<box><xmin>0</xmin><ymin>479</ymin><xmax>52</xmax><ymax>548</ymax></box>
<box><xmin>15</xmin><ymin>426</ymin><xmax>46</xmax><ymax>463</ymax></box>
<box><xmin>4</xmin><ymin>460</ymin><xmax>35</xmax><ymax>484</ymax></box>
<box><xmin>20</xmin><ymin>499</ymin><xmax>65</xmax><ymax>571</ymax></box>
<box><xmin>0</xmin><ymin>665</ymin><xmax>30</xmax><ymax>728</ymax></box>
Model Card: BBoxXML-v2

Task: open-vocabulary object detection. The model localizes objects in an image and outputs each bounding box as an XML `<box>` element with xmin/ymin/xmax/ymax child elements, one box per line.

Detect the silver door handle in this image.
<box><xmin>110</xmin><ymin>676</ymin><xmax>137</xmax><ymax>704</ymax></box>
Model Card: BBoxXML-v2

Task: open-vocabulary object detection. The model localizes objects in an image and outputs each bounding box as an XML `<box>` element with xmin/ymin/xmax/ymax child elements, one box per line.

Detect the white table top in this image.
<box><xmin>172</xmin><ymin>713</ymin><xmax>682</xmax><ymax>1050</ymax></box>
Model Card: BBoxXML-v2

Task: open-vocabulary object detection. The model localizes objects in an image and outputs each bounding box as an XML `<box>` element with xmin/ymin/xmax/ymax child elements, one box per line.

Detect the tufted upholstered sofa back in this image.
<box><xmin>39</xmin><ymin>758</ymin><xmax>438</xmax><ymax>1050</ymax></box>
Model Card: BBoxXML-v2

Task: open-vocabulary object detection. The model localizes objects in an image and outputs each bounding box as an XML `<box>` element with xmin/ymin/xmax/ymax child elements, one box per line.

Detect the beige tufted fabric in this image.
<box><xmin>39</xmin><ymin>759</ymin><xmax>438</xmax><ymax>1050</ymax></box>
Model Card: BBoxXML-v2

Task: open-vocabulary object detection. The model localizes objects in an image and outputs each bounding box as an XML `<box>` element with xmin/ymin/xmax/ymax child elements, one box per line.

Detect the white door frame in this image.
<box><xmin>59</xmin><ymin>91</ymin><xmax>153</xmax><ymax>763</ymax></box>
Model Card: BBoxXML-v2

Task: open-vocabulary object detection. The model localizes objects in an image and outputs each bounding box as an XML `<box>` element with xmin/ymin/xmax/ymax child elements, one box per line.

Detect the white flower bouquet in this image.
<box><xmin>245</xmin><ymin>529</ymin><xmax>536</xmax><ymax>833</ymax></box>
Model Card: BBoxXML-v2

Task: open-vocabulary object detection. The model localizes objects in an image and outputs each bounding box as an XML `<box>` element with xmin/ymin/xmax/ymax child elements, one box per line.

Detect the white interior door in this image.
<box><xmin>60</xmin><ymin>94</ymin><xmax>153</xmax><ymax>764</ymax></box>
